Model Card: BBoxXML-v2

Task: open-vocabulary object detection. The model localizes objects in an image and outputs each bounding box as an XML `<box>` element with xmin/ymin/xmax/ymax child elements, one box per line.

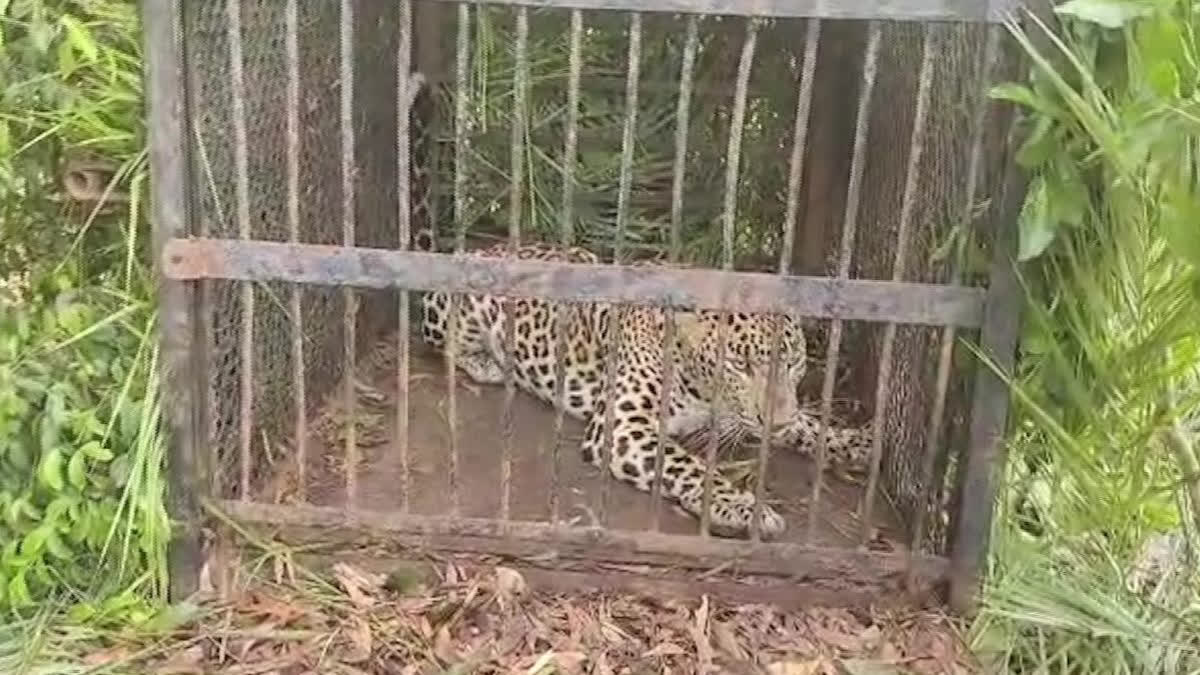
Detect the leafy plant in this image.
<box><xmin>972</xmin><ymin>2</ymin><xmax>1200</xmax><ymax>670</ymax></box>
<box><xmin>0</xmin><ymin>0</ymin><xmax>163</xmax><ymax>618</ymax></box>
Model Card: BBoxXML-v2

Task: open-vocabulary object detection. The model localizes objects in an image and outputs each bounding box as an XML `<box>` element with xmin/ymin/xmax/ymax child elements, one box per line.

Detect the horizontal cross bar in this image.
<box><xmin>163</xmin><ymin>238</ymin><xmax>986</xmax><ymax>327</ymax></box>
<box><xmin>216</xmin><ymin>499</ymin><xmax>950</xmax><ymax>584</ymax></box>
<box><xmin>430</xmin><ymin>0</ymin><xmax>1018</xmax><ymax>23</ymax></box>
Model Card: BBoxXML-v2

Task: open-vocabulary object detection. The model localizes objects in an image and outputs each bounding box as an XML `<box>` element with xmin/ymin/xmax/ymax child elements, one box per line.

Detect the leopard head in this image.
<box><xmin>679</xmin><ymin>311</ymin><xmax>807</xmax><ymax>446</ymax></box>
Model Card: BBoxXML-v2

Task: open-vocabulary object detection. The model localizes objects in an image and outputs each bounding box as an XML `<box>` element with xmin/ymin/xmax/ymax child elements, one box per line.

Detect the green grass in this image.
<box><xmin>0</xmin><ymin>0</ymin><xmax>165</xmax><ymax>621</ymax></box>
<box><xmin>969</xmin><ymin>2</ymin><xmax>1200</xmax><ymax>671</ymax></box>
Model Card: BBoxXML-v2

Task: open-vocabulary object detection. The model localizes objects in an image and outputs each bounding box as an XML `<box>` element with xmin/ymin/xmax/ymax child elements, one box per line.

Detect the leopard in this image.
<box><xmin>419</xmin><ymin>240</ymin><xmax>873</xmax><ymax>539</ymax></box>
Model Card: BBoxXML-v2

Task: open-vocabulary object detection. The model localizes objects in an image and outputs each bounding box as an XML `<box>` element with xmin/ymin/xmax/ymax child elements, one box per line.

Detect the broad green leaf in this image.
<box><xmin>1162</xmin><ymin>191</ymin><xmax>1200</xmax><ymax>269</ymax></box>
<box><xmin>20</xmin><ymin>526</ymin><xmax>48</xmax><ymax>556</ymax></box>
<box><xmin>82</xmin><ymin>440</ymin><xmax>114</xmax><ymax>461</ymax></box>
<box><xmin>59</xmin><ymin>15</ymin><xmax>99</xmax><ymax>62</ymax></box>
<box><xmin>1055</xmin><ymin>0</ymin><xmax>1154</xmax><ymax>29</ymax></box>
<box><xmin>7</xmin><ymin>570</ymin><xmax>32</xmax><ymax>608</ymax></box>
<box><xmin>44</xmin><ymin>529</ymin><xmax>73</xmax><ymax>560</ymax></box>
<box><xmin>37</xmin><ymin>446</ymin><xmax>65</xmax><ymax>492</ymax></box>
<box><xmin>1019</xmin><ymin>177</ymin><xmax>1059</xmax><ymax>261</ymax></box>
<box><xmin>67</xmin><ymin>448</ymin><xmax>88</xmax><ymax>489</ymax></box>
<box><xmin>1146</xmin><ymin>60</ymin><xmax>1180</xmax><ymax>99</ymax></box>
<box><xmin>1017</xmin><ymin>116</ymin><xmax>1059</xmax><ymax>168</ymax></box>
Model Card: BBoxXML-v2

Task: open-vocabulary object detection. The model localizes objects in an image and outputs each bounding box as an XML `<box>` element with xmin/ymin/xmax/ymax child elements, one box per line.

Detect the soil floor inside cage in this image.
<box><xmin>277</xmin><ymin>340</ymin><xmax>905</xmax><ymax>550</ymax></box>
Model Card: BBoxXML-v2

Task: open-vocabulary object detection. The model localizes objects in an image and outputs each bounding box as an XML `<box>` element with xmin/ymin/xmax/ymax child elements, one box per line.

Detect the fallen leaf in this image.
<box><xmin>837</xmin><ymin>659</ymin><xmax>905</xmax><ymax>675</ymax></box>
<box><xmin>332</xmin><ymin>563</ymin><xmax>385</xmax><ymax>610</ymax></box>
<box><xmin>434</xmin><ymin>625</ymin><xmax>457</xmax><ymax>664</ymax></box>
<box><xmin>83</xmin><ymin>646</ymin><xmax>134</xmax><ymax>666</ymax></box>
<box><xmin>339</xmin><ymin>616</ymin><xmax>372</xmax><ymax>664</ymax></box>
<box><xmin>642</xmin><ymin>642</ymin><xmax>686</xmax><ymax>657</ymax></box>
<box><xmin>767</xmin><ymin>658</ymin><xmax>831</xmax><ymax>675</ymax></box>
<box><xmin>154</xmin><ymin>645</ymin><xmax>206</xmax><ymax>675</ymax></box>
<box><xmin>495</xmin><ymin>566</ymin><xmax>527</xmax><ymax>611</ymax></box>
<box><xmin>713</xmin><ymin>620</ymin><xmax>748</xmax><ymax>661</ymax></box>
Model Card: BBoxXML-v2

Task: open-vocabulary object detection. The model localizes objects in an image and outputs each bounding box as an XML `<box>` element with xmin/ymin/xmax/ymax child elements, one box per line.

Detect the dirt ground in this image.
<box><xmin>80</xmin><ymin>557</ymin><xmax>977</xmax><ymax>674</ymax></box>
<box><xmin>286</xmin><ymin>340</ymin><xmax>905</xmax><ymax>551</ymax></box>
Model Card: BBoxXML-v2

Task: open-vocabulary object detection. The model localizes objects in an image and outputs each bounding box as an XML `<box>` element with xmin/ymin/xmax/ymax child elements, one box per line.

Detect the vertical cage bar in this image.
<box><xmin>549</xmin><ymin>8</ymin><xmax>583</xmax><ymax>525</ymax></box>
<box><xmin>911</xmin><ymin>26</ymin><xmax>999</xmax><ymax>571</ymax></box>
<box><xmin>445</xmin><ymin>2</ymin><xmax>472</xmax><ymax>516</ymax></box>
<box><xmin>860</xmin><ymin>23</ymin><xmax>937</xmax><ymax>543</ymax></box>
<box><xmin>650</xmin><ymin>14</ymin><xmax>698</xmax><ymax>530</ymax></box>
<box><xmin>599</xmin><ymin>10</ymin><xmax>642</xmax><ymax>526</ymax></box>
<box><xmin>339</xmin><ymin>0</ymin><xmax>358</xmax><ymax>506</ymax></box>
<box><xmin>779</xmin><ymin>19</ymin><xmax>821</xmax><ymax>275</ymax></box>
<box><xmin>147</xmin><ymin>0</ymin><xmax>206</xmax><ymax>600</ymax></box>
<box><xmin>949</xmin><ymin>135</ymin><xmax>1023</xmax><ymax>613</ymax></box>
<box><xmin>613</xmin><ymin>11</ymin><xmax>641</xmax><ymax>264</ymax></box>
<box><xmin>806</xmin><ymin>21</ymin><xmax>882</xmax><ymax>545</ymax></box>
<box><xmin>284</xmin><ymin>0</ymin><xmax>307</xmax><ymax>504</ymax></box>
<box><xmin>718</xmin><ymin>19</ymin><xmax>773</xmax><ymax>542</ymax></box>
<box><xmin>699</xmin><ymin>319</ymin><xmax>729</xmax><ymax>537</ymax></box>
<box><xmin>396</xmin><ymin>0</ymin><xmax>415</xmax><ymax>514</ymax></box>
<box><xmin>949</xmin><ymin>27</ymin><xmax>1017</xmax><ymax>615</ymax></box>
<box><xmin>703</xmin><ymin>18</ymin><xmax>757</xmax><ymax>538</ymax></box>
<box><xmin>499</xmin><ymin>5</ymin><xmax>529</xmax><ymax>522</ymax></box>
<box><xmin>225</xmin><ymin>0</ymin><xmax>255</xmax><ymax>502</ymax></box>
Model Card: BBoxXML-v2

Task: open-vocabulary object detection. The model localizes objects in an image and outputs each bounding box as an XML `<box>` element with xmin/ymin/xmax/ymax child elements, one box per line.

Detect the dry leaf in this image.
<box><xmin>689</xmin><ymin>595</ymin><xmax>714</xmax><ymax>671</ymax></box>
<box><xmin>766</xmin><ymin>658</ymin><xmax>831</xmax><ymax>675</ymax></box>
<box><xmin>837</xmin><ymin>659</ymin><xmax>905</xmax><ymax>675</ymax></box>
<box><xmin>642</xmin><ymin>642</ymin><xmax>686</xmax><ymax>657</ymax></box>
<box><xmin>154</xmin><ymin>645</ymin><xmax>206</xmax><ymax>675</ymax></box>
<box><xmin>713</xmin><ymin>620</ymin><xmax>747</xmax><ymax>661</ymax></box>
<box><xmin>340</xmin><ymin>616</ymin><xmax>372</xmax><ymax>664</ymax></box>
<box><xmin>810</xmin><ymin>624</ymin><xmax>862</xmax><ymax>653</ymax></box>
<box><xmin>332</xmin><ymin>563</ymin><xmax>385</xmax><ymax>610</ymax></box>
<box><xmin>495</xmin><ymin>566</ymin><xmax>528</xmax><ymax>612</ymax></box>
<box><xmin>433</xmin><ymin>625</ymin><xmax>457</xmax><ymax>664</ymax></box>
<box><xmin>84</xmin><ymin>646</ymin><xmax>133</xmax><ymax>666</ymax></box>
<box><xmin>857</xmin><ymin>625</ymin><xmax>883</xmax><ymax>651</ymax></box>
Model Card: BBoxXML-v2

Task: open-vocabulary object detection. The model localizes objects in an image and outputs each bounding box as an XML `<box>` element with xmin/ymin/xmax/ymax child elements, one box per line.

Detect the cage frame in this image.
<box><xmin>145</xmin><ymin>0</ymin><xmax>1029</xmax><ymax>614</ymax></box>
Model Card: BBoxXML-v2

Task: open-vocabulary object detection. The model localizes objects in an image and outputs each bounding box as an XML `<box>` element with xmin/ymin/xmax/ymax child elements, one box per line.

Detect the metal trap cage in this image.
<box><xmin>148</xmin><ymin>0</ymin><xmax>1027</xmax><ymax>612</ymax></box>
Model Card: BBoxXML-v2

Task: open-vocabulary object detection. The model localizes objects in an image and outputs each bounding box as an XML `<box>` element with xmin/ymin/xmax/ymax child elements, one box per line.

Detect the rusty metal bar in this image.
<box><xmin>419</xmin><ymin>0</ymin><xmax>1004</xmax><ymax>23</ymax></box>
<box><xmin>339</xmin><ymin>0</ymin><xmax>359</xmax><ymax>507</ymax></box>
<box><xmin>396</xmin><ymin>0</ymin><xmax>415</xmax><ymax>514</ymax></box>
<box><xmin>549</xmin><ymin>8</ymin><xmax>584</xmax><ymax>525</ymax></box>
<box><xmin>861</xmin><ymin>23</ymin><xmax>938</xmax><ymax>543</ymax></box>
<box><xmin>285</xmin><ymin>0</ymin><xmax>307</xmax><ymax>504</ymax></box>
<box><xmin>225</xmin><ymin>0</ymin><xmax>254</xmax><ymax>502</ymax></box>
<box><xmin>774</xmin><ymin>17</ymin><xmax>819</xmax><ymax>542</ymax></box>
<box><xmin>454</xmin><ymin>3</ymin><xmax>471</xmax><ymax>254</ymax></box>
<box><xmin>806</xmin><ymin>21</ymin><xmax>882</xmax><ymax>545</ymax></box>
<box><xmin>613</xmin><ymin>11</ymin><xmax>642</xmax><ymax>263</ymax></box>
<box><xmin>597</xmin><ymin>11</ymin><xmax>643</xmax><ymax>526</ymax></box>
<box><xmin>499</xmin><ymin>6</ymin><xmax>530</xmax><ymax>523</ymax></box>
<box><xmin>923</xmin><ymin>25</ymin><xmax>1002</xmax><ymax>595</ymax></box>
<box><xmin>702</xmin><ymin>19</ymin><xmax>758</xmax><ymax>538</ymax></box>
<box><xmin>445</xmin><ymin>2</ymin><xmax>472</xmax><ymax>516</ymax></box>
<box><xmin>649</xmin><ymin>14</ymin><xmax>699</xmax><ymax>531</ymax></box>
<box><xmin>216</xmin><ymin>498</ymin><xmax>951</xmax><ymax>583</ymax></box>
<box><xmin>949</xmin><ymin>125</ymin><xmax>1025</xmax><ymax>613</ymax></box>
<box><xmin>561</xmin><ymin>10</ymin><xmax>582</xmax><ymax>247</ymax></box>
<box><xmin>146</xmin><ymin>0</ymin><xmax>206</xmax><ymax>600</ymax></box>
<box><xmin>779</xmin><ymin>19</ymin><xmax>821</xmax><ymax>276</ymax></box>
<box><xmin>164</xmin><ymin>239</ymin><xmax>988</xmax><ymax>327</ymax></box>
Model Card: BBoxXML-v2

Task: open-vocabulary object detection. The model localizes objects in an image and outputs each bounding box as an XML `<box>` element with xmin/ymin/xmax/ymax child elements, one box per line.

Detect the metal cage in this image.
<box><xmin>146</xmin><ymin>0</ymin><xmax>1027</xmax><ymax>613</ymax></box>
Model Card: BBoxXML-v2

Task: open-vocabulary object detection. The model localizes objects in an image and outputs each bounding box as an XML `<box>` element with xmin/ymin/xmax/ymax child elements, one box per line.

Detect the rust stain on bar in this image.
<box><xmin>163</xmin><ymin>238</ymin><xmax>987</xmax><ymax>328</ymax></box>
